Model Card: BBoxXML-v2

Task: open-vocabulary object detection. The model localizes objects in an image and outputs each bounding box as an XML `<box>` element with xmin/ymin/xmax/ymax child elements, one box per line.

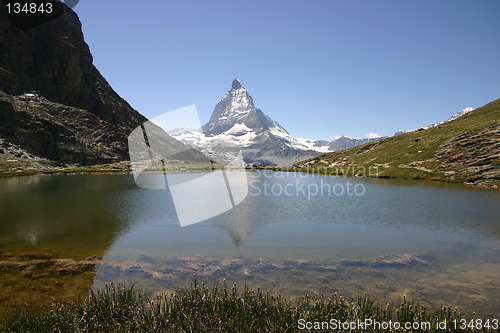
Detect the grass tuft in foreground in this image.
<box><xmin>0</xmin><ymin>278</ymin><xmax>492</xmax><ymax>332</ymax></box>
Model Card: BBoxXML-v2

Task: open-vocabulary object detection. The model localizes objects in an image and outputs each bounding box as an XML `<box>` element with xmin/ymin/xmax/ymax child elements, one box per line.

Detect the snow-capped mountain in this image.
<box><xmin>170</xmin><ymin>79</ymin><xmax>384</xmax><ymax>166</ymax></box>
<box><xmin>447</xmin><ymin>107</ymin><xmax>474</xmax><ymax>122</ymax></box>
<box><xmin>395</xmin><ymin>107</ymin><xmax>475</xmax><ymax>135</ymax></box>
<box><xmin>171</xmin><ymin>79</ymin><xmax>321</xmax><ymax>166</ymax></box>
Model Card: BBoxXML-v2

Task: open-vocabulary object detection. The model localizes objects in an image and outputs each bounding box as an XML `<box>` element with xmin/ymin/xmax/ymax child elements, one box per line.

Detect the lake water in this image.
<box><xmin>0</xmin><ymin>172</ymin><xmax>499</xmax><ymax>317</ymax></box>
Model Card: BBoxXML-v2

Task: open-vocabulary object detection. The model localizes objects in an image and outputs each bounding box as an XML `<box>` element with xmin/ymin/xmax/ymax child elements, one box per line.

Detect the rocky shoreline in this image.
<box><xmin>3</xmin><ymin>251</ymin><xmax>496</xmax><ymax>317</ymax></box>
<box><xmin>0</xmin><ymin>152</ymin><xmax>132</xmax><ymax>178</ymax></box>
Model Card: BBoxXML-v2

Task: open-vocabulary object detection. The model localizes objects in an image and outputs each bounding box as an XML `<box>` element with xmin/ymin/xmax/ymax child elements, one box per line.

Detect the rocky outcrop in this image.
<box><xmin>0</xmin><ymin>92</ymin><xmax>133</xmax><ymax>164</ymax></box>
<box><xmin>436</xmin><ymin>122</ymin><xmax>500</xmax><ymax>182</ymax></box>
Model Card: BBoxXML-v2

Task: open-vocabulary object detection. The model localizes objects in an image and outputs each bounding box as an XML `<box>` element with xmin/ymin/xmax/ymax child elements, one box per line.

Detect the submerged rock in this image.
<box><xmin>373</xmin><ymin>253</ymin><xmax>432</xmax><ymax>267</ymax></box>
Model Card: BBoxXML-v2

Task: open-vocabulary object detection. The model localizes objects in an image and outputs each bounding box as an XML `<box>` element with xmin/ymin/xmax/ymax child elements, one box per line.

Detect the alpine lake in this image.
<box><xmin>0</xmin><ymin>171</ymin><xmax>499</xmax><ymax>317</ymax></box>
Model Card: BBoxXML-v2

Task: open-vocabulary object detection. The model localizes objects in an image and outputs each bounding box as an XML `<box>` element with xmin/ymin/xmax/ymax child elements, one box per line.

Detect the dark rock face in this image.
<box><xmin>0</xmin><ymin>0</ymin><xmax>201</xmax><ymax>165</ymax></box>
<box><xmin>231</xmin><ymin>78</ymin><xmax>243</xmax><ymax>90</ymax></box>
<box><xmin>0</xmin><ymin>0</ymin><xmax>144</xmax><ymax>129</ymax></box>
<box><xmin>0</xmin><ymin>92</ymin><xmax>131</xmax><ymax>164</ymax></box>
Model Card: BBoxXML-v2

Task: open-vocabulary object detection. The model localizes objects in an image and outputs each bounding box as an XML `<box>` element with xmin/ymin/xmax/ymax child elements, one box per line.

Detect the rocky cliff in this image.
<box><xmin>0</xmin><ymin>0</ymin><xmax>201</xmax><ymax>165</ymax></box>
<box><xmin>0</xmin><ymin>0</ymin><xmax>143</xmax><ymax>128</ymax></box>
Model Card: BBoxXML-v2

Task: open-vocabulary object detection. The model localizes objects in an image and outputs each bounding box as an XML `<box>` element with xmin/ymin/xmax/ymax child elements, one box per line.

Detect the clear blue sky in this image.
<box><xmin>74</xmin><ymin>0</ymin><xmax>500</xmax><ymax>140</ymax></box>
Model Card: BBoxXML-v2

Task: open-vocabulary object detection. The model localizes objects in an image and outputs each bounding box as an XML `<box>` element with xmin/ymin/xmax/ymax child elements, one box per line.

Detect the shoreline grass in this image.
<box><xmin>0</xmin><ymin>279</ymin><xmax>493</xmax><ymax>332</ymax></box>
<box><xmin>253</xmin><ymin>165</ymin><xmax>499</xmax><ymax>189</ymax></box>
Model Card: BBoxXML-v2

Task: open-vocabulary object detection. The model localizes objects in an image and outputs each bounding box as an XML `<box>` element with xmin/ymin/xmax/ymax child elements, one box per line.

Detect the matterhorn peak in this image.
<box><xmin>232</xmin><ymin>78</ymin><xmax>244</xmax><ymax>90</ymax></box>
<box><xmin>203</xmin><ymin>79</ymin><xmax>255</xmax><ymax>136</ymax></box>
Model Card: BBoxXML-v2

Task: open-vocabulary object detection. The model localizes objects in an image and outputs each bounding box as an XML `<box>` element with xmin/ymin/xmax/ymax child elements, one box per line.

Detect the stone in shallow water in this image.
<box><xmin>340</xmin><ymin>259</ymin><xmax>366</xmax><ymax>267</ymax></box>
<box><xmin>373</xmin><ymin>253</ymin><xmax>432</xmax><ymax>267</ymax></box>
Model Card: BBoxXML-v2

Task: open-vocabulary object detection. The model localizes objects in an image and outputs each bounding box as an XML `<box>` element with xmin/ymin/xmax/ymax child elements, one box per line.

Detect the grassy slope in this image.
<box><xmin>294</xmin><ymin>99</ymin><xmax>500</xmax><ymax>186</ymax></box>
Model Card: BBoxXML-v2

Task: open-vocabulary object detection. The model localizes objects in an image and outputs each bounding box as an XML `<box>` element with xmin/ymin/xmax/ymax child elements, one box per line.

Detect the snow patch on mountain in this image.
<box><xmin>219</xmin><ymin>123</ymin><xmax>257</xmax><ymax>146</ymax></box>
<box><xmin>396</xmin><ymin>107</ymin><xmax>476</xmax><ymax>135</ymax></box>
<box><xmin>420</xmin><ymin>123</ymin><xmax>438</xmax><ymax>130</ymax></box>
<box><xmin>268</xmin><ymin>125</ymin><xmax>291</xmax><ymax>140</ymax></box>
<box><xmin>295</xmin><ymin>138</ymin><xmax>332</xmax><ymax>153</ymax></box>
<box><xmin>447</xmin><ymin>107</ymin><xmax>474</xmax><ymax>122</ymax></box>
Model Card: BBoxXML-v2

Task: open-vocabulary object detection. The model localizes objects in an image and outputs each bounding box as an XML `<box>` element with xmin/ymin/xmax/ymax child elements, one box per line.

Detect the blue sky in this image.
<box><xmin>74</xmin><ymin>0</ymin><xmax>500</xmax><ymax>140</ymax></box>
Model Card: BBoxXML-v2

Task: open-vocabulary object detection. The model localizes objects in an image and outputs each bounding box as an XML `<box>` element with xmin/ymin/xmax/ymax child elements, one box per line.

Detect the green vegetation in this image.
<box><xmin>294</xmin><ymin>99</ymin><xmax>500</xmax><ymax>187</ymax></box>
<box><xmin>0</xmin><ymin>163</ymin><xmax>129</xmax><ymax>178</ymax></box>
<box><xmin>0</xmin><ymin>279</ymin><xmax>490</xmax><ymax>333</ymax></box>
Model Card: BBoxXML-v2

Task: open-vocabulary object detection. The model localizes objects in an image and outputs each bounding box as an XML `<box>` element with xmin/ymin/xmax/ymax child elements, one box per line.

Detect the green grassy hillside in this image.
<box><xmin>294</xmin><ymin>99</ymin><xmax>500</xmax><ymax>187</ymax></box>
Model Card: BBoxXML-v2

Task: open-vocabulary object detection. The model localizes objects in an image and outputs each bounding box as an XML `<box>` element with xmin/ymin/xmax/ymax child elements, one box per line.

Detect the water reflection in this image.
<box><xmin>2</xmin><ymin>173</ymin><xmax>497</xmax><ymax>260</ymax></box>
<box><xmin>0</xmin><ymin>175</ymin><xmax>136</xmax><ymax>259</ymax></box>
<box><xmin>208</xmin><ymin>171</ymin><xmax>500</xmax><ymax>248</ymax></box>
<box><xmin>93</xmin><ymin>172</ymin><xmax>499</xmax><ymax>316</ymax></box>
<box><xmin>0</xmin><ymin>173</ymin><xmax>499</xmax><ymax>316</ymax></box>
<box><xmin>0</xmin><ymin>175</ymin><xmax>139</xmax><ymax>312</ymax></box>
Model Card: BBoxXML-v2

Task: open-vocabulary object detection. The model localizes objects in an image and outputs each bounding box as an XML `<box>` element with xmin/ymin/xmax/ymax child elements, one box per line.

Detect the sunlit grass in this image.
<box><xmin>294</xmin><ymin>98</ymin><xmax>500</xmax><ymax>186</ymax></box>
<box><xmin>0</xmin><ymin>278</ymin><xmax>489</xmax><ymax>332</ymax></box>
